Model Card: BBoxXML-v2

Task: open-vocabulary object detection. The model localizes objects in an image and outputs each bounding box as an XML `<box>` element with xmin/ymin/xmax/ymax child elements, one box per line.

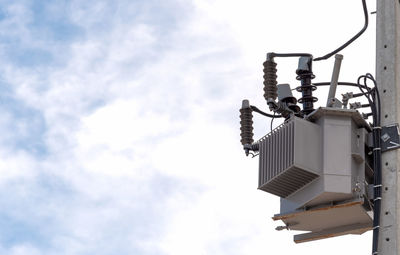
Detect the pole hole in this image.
<box><xmin>383</xmin><ymin>89</ymin><xmax>387</xmax><ymax>93</ymax></box>
<box><xmin>386</xmin><ymin>238</ymin><xmax>390</xmax><ymax>242</ymax></box>
<box><xmin>384</xmin><ymin>66</ymin><xmax>387</xmax><ymax>70</ymax></box>
<box><xmin>385</xmin><ymin>114</ymin><xmax>388</xmax><ymax>118</ymax></box>
<box><xmin>385</xmin><ymin>187</ymin><xmax>388</xmax><ymax>191</ymax></box>
<box><xmin>384</xmin><ymin>45</ymin><xmax>387</xmax><ymax>48</ymax></box>
<box><xmin>385</xmin><ymin>162</ymin><xmax>389</xmax><ymax>166</ymax></box>
<box><xmin>385</xmin><ymin>211</ymin><xmax>389</xmax><ymax>215</ymax></box>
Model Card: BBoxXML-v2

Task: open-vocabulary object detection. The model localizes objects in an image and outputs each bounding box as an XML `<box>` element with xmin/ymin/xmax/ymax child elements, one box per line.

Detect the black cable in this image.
<box><xmin>357</xmin><ymin>84</ymin><xmax>375</xmax><ymax>105</ymax></box>
<box><xmin>267</xmin><ymin>53</ymin><xmax>313</xmax><ymax>60</ymax></box>
<box><xmin>250</xmin><ymin>105</ymin><xmax>283</xmax><ymax>118</ymax></box>
<box><xmin>366</xmin><ymin>73</ymin><xmax>381</xmax><ymax>122</ymax></box>
<box><xmin>314</xmin><ymin>0</ymin><xmax>369</xmax><ymax>61</ymax></box>
<box><xmin>307</xmin><ymin>81</ymin><xmax>373</xmax><ymax>102</ymax></box>
<box><xmin>356</xmin><ymin>73</ymin><xmax>381</xmax><ymax>255</ymax></box>
<box><xmin>357</xmin><ymin>75</ymin><xmax>376</xmax><ymax>112</ymax></box>
<box><xmin>313</xmin><ymin>81</ymin><xmax>361</xmax><ymax>88</ymax></box>
<box><xmin>372</xmin><ymin>83</ymin><xmax>381</xmax><ymax>255</ymax></box>
<box><xmin>363</xmin><ymin>112</ymin><xmax>373</xmax><ymax>118</ymax></box>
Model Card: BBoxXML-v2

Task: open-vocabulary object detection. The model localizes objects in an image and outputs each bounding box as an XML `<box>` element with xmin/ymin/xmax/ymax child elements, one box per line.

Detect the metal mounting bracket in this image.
<box><xmin>381</xmin><ymin>123</ymin><xmax>400</xmax><ymax>152</ymax></box>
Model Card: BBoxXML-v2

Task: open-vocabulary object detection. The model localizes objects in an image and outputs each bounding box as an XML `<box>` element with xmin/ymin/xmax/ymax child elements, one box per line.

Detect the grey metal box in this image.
<box><xmin>280</xmin><ymin>108</ymin><xmax>370</xmax><ymax>212</ymax></box>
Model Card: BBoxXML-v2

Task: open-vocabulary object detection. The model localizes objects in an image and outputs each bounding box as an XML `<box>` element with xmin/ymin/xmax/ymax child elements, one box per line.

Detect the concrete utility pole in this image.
<box><xmin>376</xmin><ymin>0</ymin><xmax>400</xmax><ymax>254</ymax></box>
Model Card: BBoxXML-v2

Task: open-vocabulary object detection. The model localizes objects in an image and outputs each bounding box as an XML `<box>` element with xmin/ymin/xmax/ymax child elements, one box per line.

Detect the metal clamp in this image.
<box><xmin>381</xmin><ymin>124</ymin><xmax>400</xmax><ymax>152</ymax></box>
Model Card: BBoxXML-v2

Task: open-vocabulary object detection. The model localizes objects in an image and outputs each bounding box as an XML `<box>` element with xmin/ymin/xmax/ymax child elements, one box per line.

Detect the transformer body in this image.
<box><xmin>257</xmin><ymin>107</ymin><xmax>373</xmax><ymax>242</ymax></box>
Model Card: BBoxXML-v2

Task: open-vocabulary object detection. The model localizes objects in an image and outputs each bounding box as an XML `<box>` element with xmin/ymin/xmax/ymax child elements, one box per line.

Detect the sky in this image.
<box><xmin>0</xmin><ymin>0</ymin><xmax>378</xmax><ymax>254</ymax></box>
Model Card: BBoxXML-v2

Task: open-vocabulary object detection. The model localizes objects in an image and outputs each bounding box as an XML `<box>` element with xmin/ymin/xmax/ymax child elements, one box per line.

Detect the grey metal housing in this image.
<box><xmin>257</xmin><ymin>107</ymin><xmax>373</xmax><ymax>242</ymax></box>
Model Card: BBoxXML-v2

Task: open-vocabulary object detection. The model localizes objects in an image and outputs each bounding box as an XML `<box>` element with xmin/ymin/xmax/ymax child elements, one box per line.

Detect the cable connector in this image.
<box><xmin>341</xmin><ymin>92</ymin><xmax>353</xmax><ymax>109</ymax></box>
<box><xmin>349</xmin><ymin>102</ymin><xmax>371</xmax><ymax>109</ymax></box>
<box><xmin>362</xmin><ymin>112</ymin><xmax>373</xmax><ymax>119</ymax></box>
<box><xmin>350</xmin><ymin>102</ymin><xmax>362</xmax><ymax>109</ymax></box>
<box><xmin>243</xmin><ymin>143</ymin><xmax>260</xmax><ymax>157</ymax></box>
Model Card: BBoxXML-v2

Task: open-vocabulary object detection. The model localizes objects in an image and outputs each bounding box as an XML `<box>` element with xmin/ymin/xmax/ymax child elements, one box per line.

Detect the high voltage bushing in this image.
<box><xmin>239</xmin><ymin>100</ymin><xmax>254</xmax><ymax>147</ymax></box>
<box><xmin>263</xmin><ymin>58</ymin><xmax>278</xmax><ymax>101</ymax></box>
<box><xmin>263</xmin><ymin>53</ymin><xmax>317</xmax><ymax>117</ymax></box>
<box><xmin>295</xmin><ymin>57</ymin><xmax>317</xmax><ymax>115</ymax></box>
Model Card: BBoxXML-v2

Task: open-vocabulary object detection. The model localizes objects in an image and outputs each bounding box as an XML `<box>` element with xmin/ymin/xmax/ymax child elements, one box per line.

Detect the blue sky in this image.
<box><xmin>0</xmin><ymin>0</ymin><xmax>377</xmax><ymax>254</ymax></box>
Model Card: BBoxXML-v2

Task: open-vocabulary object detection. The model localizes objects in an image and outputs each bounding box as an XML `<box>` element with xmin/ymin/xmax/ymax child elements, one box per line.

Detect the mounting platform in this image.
<box><xmin>273</xmin><ymin>199</ymin><xmax>373</xmax><ymax>243</ymax></box>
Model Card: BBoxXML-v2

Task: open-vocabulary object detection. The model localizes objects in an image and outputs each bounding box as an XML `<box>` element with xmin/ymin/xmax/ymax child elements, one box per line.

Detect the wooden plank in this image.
<box><xmin>294</xmin><ymin>223</ymin><xmax>372</xmax><ymax>243</ymax></box>
<box><xmin>272</xmin><ymin>200</ymin><xmax>363</xmax><ymax>221</ymax></box>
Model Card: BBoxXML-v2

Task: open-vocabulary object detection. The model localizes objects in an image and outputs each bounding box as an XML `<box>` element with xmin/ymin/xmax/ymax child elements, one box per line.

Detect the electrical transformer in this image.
<box><xmin>259</xmin><ymin>107</ymin><xmax>373</xmax><ymax>243</ymax></box>
<box><xmin>239</xmin><ymin>0</ymin><xmax>400</xmax><ymax>253</ymax></box>
<box><xmin>239</xmin><ymin>52</ymin><xmax>380</xmax><ymax>243</ymax></box>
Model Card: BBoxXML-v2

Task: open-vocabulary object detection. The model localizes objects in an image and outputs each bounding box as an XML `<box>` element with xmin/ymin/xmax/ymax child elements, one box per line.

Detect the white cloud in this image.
<box><xmin>74</xmin><ymin>98</ymin><xmax>182</xmax><ymax>178</ymax></box>
<box><xmin>7</xmin><ymin>244</ymin><xmax>41</xmax><ymax>255</ymax></box>
<box><xmin>0</xmin><ymin>149</ymin><xmax>37</xmax><ymax>184</ymax></box>
<box><xmin>0</xmin><ymin>0</ymin><xmax>376</xmax><ymax>254</ymax></box>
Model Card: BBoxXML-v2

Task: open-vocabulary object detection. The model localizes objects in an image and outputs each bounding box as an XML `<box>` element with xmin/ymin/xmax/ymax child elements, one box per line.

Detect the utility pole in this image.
<box><xmin>376</xmin><ymin>0</ymin><xmax>400</xmax><ymax>254</ymax></box>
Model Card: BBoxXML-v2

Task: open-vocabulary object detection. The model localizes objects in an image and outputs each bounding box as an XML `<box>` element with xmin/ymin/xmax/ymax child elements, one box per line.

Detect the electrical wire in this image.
<box><xmin>357</xmin><ymin>75</ymin><xmax>377</xmax><ymax>117</ymax></box>
<box><xmin>314</xmin><ymin>0</ymin><xmax>369</xmax><ymax>61</ymax></box>
<box><xmin>267</xmin><ymin>52</ymin><xmax>313</xmax><ymax>60</ymax></box>
<box><xmin>366</xmin><ymin>73</ymin><xmax>381</xmax><ymax>122</ymax></box>
<box><xmin>313</xmin><ymin>81</ymin><xmax>362</xmax><ymax>88</ymax></box>
<box><xmin>250</xmin><ymin>105</ymin><xmax>283</xmax><ymax>118</ymax></box>
<box><xmin>356</xmin><ymin>73</ymin><xmax>381</xmax><ymax>255</ymax></box>
<box><xmin>270</xmin><ymin>113</ymin><xmax>275</xmax><ymax>131</ymax></box>
<box><xmin>312</xmin><ymin>81</ymin><xmax>374</xmax><ymax>102</ymax></box>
